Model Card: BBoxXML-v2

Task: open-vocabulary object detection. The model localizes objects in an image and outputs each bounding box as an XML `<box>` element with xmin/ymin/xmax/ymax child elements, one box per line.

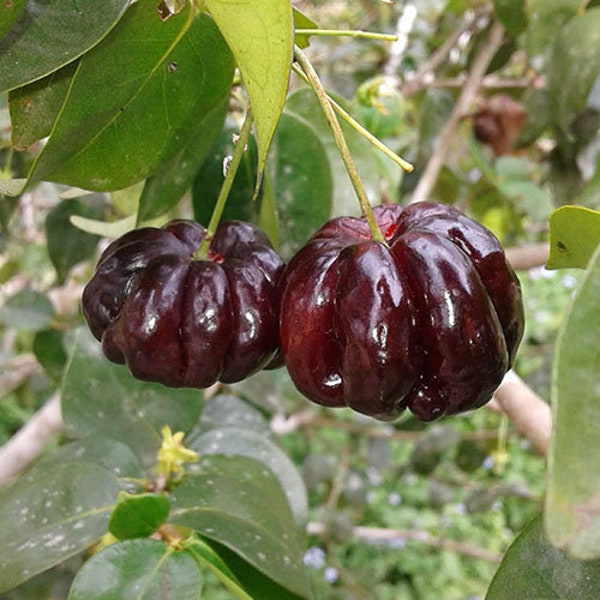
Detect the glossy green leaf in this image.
<box><xmin>547</xmin><ymin>8</ymin><xmax>600</xmax><ymax>137</ymax></box>
<box><xmin>27</xmin><ymin>4</ymin><xmax>234</xmax><ymax>192</ymax></box>
<box><xmin>197</xmin><ymin>394</ymin><xmax>269</xmax><ymax>433</ymax></box>
<box><xmin>192</xmin><ymin>118</ymin><xmax>260</xmax><ymax>226</ymax></box>
<box><xmin>32</xmin><ymin>328</ymin><xmax>67</xmax><ymax>382</ymax></box>
<box><xmin>0</xmin><ymin>463</ymin><xmax>119</xmax><ymax>593</ymax></box>
<box><xmin>486</xmin><ymin>515</ymin><xmax>600</xmax><ymax>599</ymax></box>
<box><xmin>0</xmin><ymin>0</ymin><xmax>26</xmax><ymax>40</ymax></box>
<box><xmin>108</xmin><ymin>492</ymin><xmax>170</xmax><ymax>540</ymax></box>
<box><xmin>68</xmin><ymin>539</ymin><xmax>202</xmax><ymax>600</ymax></box>
<box><xmin>201</xmin><ymin>538</ymin><xmax>309</xmax><ymax>600</ymax></box>
<box><xmin>268</xmin><ymin>111</ymin><xmax>332</xmax><ymax>260</ymax></box>
<box><xmin>285</xmin><ymin>88</ymin><xmax>401</xmax><ymax>217</ymax></box>
<box><xmin>189</xmin><ymin>426</ymin><xmax>308</xmax><ymax>525</ymax></box>
<box><xmin>493</xmin><ymin>0</ymin><xmax>527</xmax><ymax>37</ymax></box>
<box><xmin>547</xmin><ymin>205</ymin><xmax>600</xmax><ymax>269</ymax></box>
<box><xmin>32</xmin><ymin>437</ymin><xmax>142</xmax><ymax>480</ymax></box>
<box><xmin>136</xmin><ymin>94</ymin><xmax>231</xmax><ymax>223</ymax></box>
<box><xmin>184</xmin><ymin>536</ymin><xmax>253</xmax><ymax>600</ymax></box>
<box><xmin>0</xmin><ymin>0</ymin><xmax>131</xmax><ymax>93</ymax></box>
<box><xmin>204</xmin><ymin>0</ymin><xmax>293</xmax><ymax>175</ymax></box>
<box><xmin>62</xmin><ymin>328</ymin><xmax>202</xmax><ymax>469</ymax></box>
<box><xmin>0</xmin><ymin>289</ymin><xmax>54</xmax><ymax>331</ymax></box>
<box><xmin>169</xmin><ymin>455</ymin><xmax>311</xmax><ymax>599</ymax></box>
<box><xmin>45</xmin><ymin>197</ymin><xmax>104</xmax><ymax>283</ymax></box>
<box><xmin>545</xmin><ymin>243</ymin><xmax>600</xmax><ymax>558</ymax></box>
<box><xmin>9</xmin><ymin>62</ymin><xmax>77</xmax><ymax>149</ymax></box>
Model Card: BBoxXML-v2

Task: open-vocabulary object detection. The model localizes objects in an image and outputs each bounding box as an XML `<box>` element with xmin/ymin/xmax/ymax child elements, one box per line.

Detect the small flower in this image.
<box><xmin>156</xmin><ymin>426</ymin><xmax>198</xmax><ymax>479</ymax></box>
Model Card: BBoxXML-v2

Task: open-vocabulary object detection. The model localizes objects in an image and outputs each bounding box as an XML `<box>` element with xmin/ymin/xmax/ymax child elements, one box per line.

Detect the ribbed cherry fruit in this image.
<box><xmin>82</xmin><ymin>220</ymin><xmax>284</xmax><ymax>388</ymax></box>
<box><xmin>279</xmin><ymin>202</ymin><xmax>524</xmax><ymax>421</ymax></box>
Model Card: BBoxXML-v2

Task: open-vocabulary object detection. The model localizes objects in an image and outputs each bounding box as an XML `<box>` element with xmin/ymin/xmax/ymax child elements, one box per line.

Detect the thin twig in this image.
<box><xmin>0</xmin><ymin>393</ymin><xmax>64</xmax><ymax>486</ymax></box>
<box><xmin>505</xmin><ymin>242</ymin><xmax>549</xmax><ymax>271</ymax></box>
<box><xmin>307</xmin><ymin>522</ymin><xmax>503</xmax><ymax>562</ymax></box>
<box><xmin>0</xmin><ymin>353</ymin><xmax>41</xmax><ymax>396</ymax></box>
<box><xmin>411</xmin><ymin>21</ymin><xmax>505</xmax><ymax>204</ymax></box>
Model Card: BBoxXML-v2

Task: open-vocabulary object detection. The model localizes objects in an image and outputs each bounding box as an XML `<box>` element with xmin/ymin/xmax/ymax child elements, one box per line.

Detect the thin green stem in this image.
<box><xmin>291</xmin><ymin>63</ymin><xmax>413</xmax><ymax>173</ymax></box>
<box><xmin>295</xmin><ymin>29</ymin><xmax>397</xmax><ymax>42</ymax></box>
<box><xmin>195</xmin><ymin>109</ymin><xmax>253</xmax><ymax>259</ymax></box>
<box><xmin>293</xmin><ymin>45</ymin><xmax>386</xmax><ymax>245</ymax></box>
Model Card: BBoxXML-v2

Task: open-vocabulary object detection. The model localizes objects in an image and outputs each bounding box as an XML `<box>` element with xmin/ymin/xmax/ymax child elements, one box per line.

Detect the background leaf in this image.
<box><xmin>0</xmin><ymin>0</ymin><xmax>26</xmax><ymax>40</ymax></box>
<box><xmin>169</xmin><ymin>455</ymin><xmax>312</xmax><ymax>599</ymax></box>
<box><xmin>545</xmin><ymin>243</ymin><xmax>600</xmax><ymax>558</ymax></box>
<box><xmin>0</xmin><ymin>464</ymin><xmax>119</xmax><ymax>593</ymax></box>
<box><xmin>45</xmin><ymin>196</ymin><xmax>104</xmax><ymax>283</ymax></box>
<box><xmin>547</xmin><ymin>205</ymin><xmax>600</xmax><ymax>269</ymax></box>
<box><xmin>28</xmin><ymin>4</ymin><xmax>233</xmax><ymax>192</ymax></box>
<box><xmin>68</xmin><ymin>539</ymin><xmax>202</xmax><ymax>600</ymax></box>
<box><xmin>0</xmin><ymin>289</ymin><xmax>54</xmax><ymax>331</ymax></box>
<box><xmin>204</xmin><ymin>0</ymin><xmax>293</xmax><ymax>175</ymax></box>
<box><xmin>486</xmin><ymin>515</ymin><xmax>600</xmax><ymax>599</ymax></box>
<box><xmin>0</xmin><ymin>0</ymin><xmax>131</xmax><ymax>93</ymax></box>
<box><xmin>61</xmin><ymin>328</ymin><xmax>202</xmax><ymax>469</ymax></box>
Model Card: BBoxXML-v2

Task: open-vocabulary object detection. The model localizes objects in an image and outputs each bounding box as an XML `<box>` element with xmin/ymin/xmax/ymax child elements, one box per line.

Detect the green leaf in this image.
<box><xmin>188</xmin><ymin>426</ymin><xmax>308</xmax><ymax>526</ymax></box>
<box><xmin>108</xmin><ymin>492</ymin><xmax>170</xmax><ymax>540</ymax></box>
<box><xmin>486</xmin><ymin>515</ymin><xmax>600</xmax><ymax>599</ymax></box>
<box><xmin>192</xmin><ymin>118</ymin><xmax>260</xmax><ymax>226</ymax></box>
<box><xmin>201</xmin><ymin>538</ymin><xmax>310</xmax><ymax>600</ymax></box>
<box><xmin>0</xmin><ymin>0</ymin><xmax>26</xmax><ymax>40</ymax></box>
<box><xmin>0</xmin><ymin>0</ymin><xmax>131</xmax><ymax>93</ymax></box>
<box><xmin>545</xmin><ymin>243</ymin><xmax>600</xmax><ymax>558</ymax></box>
<box><xmin>525</xmin><ymin>0</ymin><xmax>580</xmax><ymax>60</ymax></box>
<box><xmin>204</xmin><ymin>0</ymin><xmax>293</xmax><ymax>176</ymax></box>
<box><xmin>169</xmin><ymin>455</ymin><xmax>311</xmax><ymax>599</ymax></box>
<box><xmin>0</xmin><ymin>289</ymin><xmax>54</xmax><ymax>331</ymax></box>
<box><xmin>136</xmin><ymin>94</ymin><xmax>231</xmax><ymax>223</ymax></box>
<box><xmin>547</xmin><ymin>205</ymin><xmax>600</xmax><ymax>269</ymax></box>
<box><xmin>61</xmin><ymin>328</ymin><xmax>202</xmax><ymax>469</ymax></box>
<box><xmin>32</xmin><ymin>329</ymin><xmax>67</xmax><ymax>382</ymax></box>
<box><xmin>45</xmin><ymin>197</ymin><xmax>104</xmax><ymax>283</ymax></box>
<box><xmin>185</xmin><ymin>536</ymin><xmax>253</xmax><ymax>600</ymax></box>
<box><xmin>547</xmin><ymin>8</ymin><xmax>600</xmax><ymax>137</ymax></box>
<box><xmin>197</xmin><ymin>394</ymin><xmax>269</xmax><ymax>433</ymax></box>
<box><xmin>293</xmin><ymin>7</ymin><xmax>318</xmax><ymax>49</ymax></box>
<box><xmin>69</xmin><ymin>214</ymin><xmax>136</xmax><ymax>239</ymax></box>
<box><xmin>9</xmin><ymin>62</ymin><xmax>77</xmax><ymax>149</ymax></box>
<box><xmin>285</xmin><ymin>88</ymin><xmax>402</xmax><ymax>217</ymax></box>
<box><xmin>68</xmin><ymin>539</ymin><xmax>202</xmax><ymax>600</ymax></box>
<box><xmin>31</xmin><ymin>437</ymin><xmax>143</xmax><ymax>480</ymax></box>
<box><xmin>493</xmin><ymin>0</ymin><xmax>527</xmax><ymax>37</ymax></box>
<box><xmin>268</xmin><ymin>111</ymin><xmax>332</xmax><ymax>260</ymax></box>
<box><xmin>0</xmin><ymin>463</ymin><xmax>119</xmax><ymax>593</ymax></box>
<box><xmin>27</xmin><ymin>4</ymin><xmax>234</xmax><ymax>192</ymax></box>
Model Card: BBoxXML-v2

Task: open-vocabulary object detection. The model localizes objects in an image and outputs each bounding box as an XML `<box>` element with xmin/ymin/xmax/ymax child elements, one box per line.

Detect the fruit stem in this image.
<box><xmin>295</xmin><ymin>29</ymin><xmax>398</xmax><ymax>42</ymax></box>
<box><xmin>291</xmin><ymin>63</ymin><xmax>413</xmax><ymax>173</ymax></box>
<box><xmin>293</xmin><ymin>45</ymin><xmax>387</xmax><ymax>245</ymax></box>
<box><xmin>195</xmin><ymin>109</ymin><xmax>253</xmax><ymax>259</ymax></box>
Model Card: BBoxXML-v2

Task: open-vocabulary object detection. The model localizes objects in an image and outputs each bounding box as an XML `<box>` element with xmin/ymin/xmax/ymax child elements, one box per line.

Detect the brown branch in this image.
<box><xmin>0</xmin><ymin>353</ymin><xmax>41</xmax><ymax>396</ymax></box>
<box><xmin>411</xmin><ymin>21</ymin><xmax>506</xmax><ymax>204</ymax></box>
<box><xmin>489</xmin><ymin>370</ymin><xmax>551</xmax><ymax>456</ymax></box>
<box><xmin>0</xmin><ymin>393</ymin><xmax>64</xmax><ymax>486</ymax></box>
<box><xmin>505</xmin><ymin>242</ymin><xmax>549</xmax><ymax>271</ymax></box>
<box><xmin>307</xmin><ymin>521</ymin><xmax>502</xmax><ymax>563</ymax></box>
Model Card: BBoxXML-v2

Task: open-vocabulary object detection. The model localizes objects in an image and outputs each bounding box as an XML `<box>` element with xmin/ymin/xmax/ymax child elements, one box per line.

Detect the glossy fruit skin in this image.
<box><xmin>82</xmin><ymin>220</ymin><xmax>284</xmax><ymax>388</ymax></box>
<box><xmin>280</xmin><ymin>202</ymin><xmax>524</xmax><ymax>421</ymax></box>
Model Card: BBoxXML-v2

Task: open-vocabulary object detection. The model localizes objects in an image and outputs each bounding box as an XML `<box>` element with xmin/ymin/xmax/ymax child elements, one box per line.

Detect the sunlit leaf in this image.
<box><xmin>204</xmin><ymin>0</ymin><xmax>293</xmax><ymax>177</ymax></box>
<box><xmin>547</xmin><ymin>205</ymin><xmax>600</xmax><ymax>269</ymax></box>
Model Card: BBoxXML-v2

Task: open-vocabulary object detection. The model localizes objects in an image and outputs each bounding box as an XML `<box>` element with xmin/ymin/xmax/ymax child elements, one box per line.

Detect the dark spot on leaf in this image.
<box><xmin>557</xmin><ymin>241</ymin><xmax>569</xmax><ymax>253</ymax></box>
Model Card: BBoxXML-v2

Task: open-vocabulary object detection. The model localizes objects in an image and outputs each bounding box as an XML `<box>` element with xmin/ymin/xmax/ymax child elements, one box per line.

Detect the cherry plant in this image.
<box><xmin>1</xmin><ymin>0</ymin><xmax>600</xmax><ymax>598</ymax></box>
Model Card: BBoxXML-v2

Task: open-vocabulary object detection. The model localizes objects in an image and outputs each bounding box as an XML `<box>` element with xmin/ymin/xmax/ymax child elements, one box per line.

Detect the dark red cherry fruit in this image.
<box><xmin>279</xmin><ymin>202</ymin><xmax>524</xmax><ymax>421</ymax></box>
<box><xmin>82</xmin><ymin>220</ymin><xmax>284</xmax><ymax>388</ymax></box>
